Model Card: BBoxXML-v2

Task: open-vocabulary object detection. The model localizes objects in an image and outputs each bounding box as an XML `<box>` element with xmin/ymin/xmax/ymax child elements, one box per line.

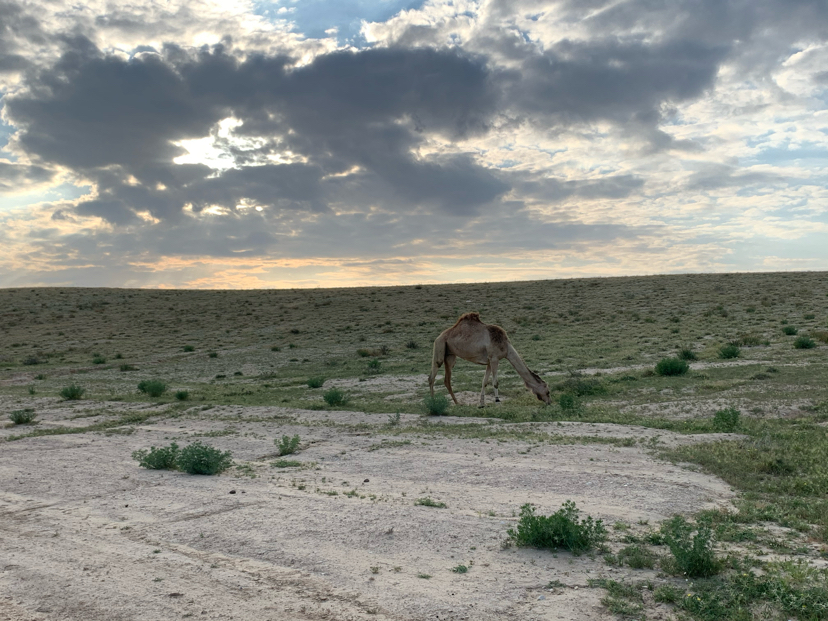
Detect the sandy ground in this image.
<box><xmin>0</xmin><ymin>403</ymin><xmax>734</xmax><ymax>621</ymax></box>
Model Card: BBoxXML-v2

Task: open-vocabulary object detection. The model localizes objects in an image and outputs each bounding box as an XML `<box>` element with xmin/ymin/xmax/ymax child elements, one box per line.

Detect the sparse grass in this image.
<box><xmin>507</xmin><ymin>500</ymin><xmax>607</xmax><ymax>555</ymax></box>
<box><xmin>271</xmin><ymin>459</ymin><xmax>303</xmax><ymax>468</ymax></box>
<box><xmin>9</xmin><ymin>409</ymin><xmax>37</xmax><ymax>425</ymax></box>
<box><xmin>655</xmin><ymin>357</ymin><xmax>689</xmax><ymax>376</ymax></box>
<box><xmin>276</xmin><ymin>434</ymin><xmax>301</xmax><ymax>456</ymax></box>
<box><xmin>617</xmin><ymin>544</ymin><xmax>656</xmax><ymax>569</ymax></box>
<box><xmin>119</xmin><ymin>364</ymin><xmax>136</xmax><ymax>372</ymax></box>
<box><xmin>422</xmin><ymin>394</ymin><xmax>450</xmax><ymax>416</ymax></box>
<box><xmin>60</xmin><ymin>383</ymin><xmax>85</xmax><ymax>400</ymax></box>
<box><xmin>678</xmin><ymin>346</ymin><xmax>697</xmax><ymax>361</ymax></box>
<box><xmin>558</xmin><ymin>393</ymin><xmax>579</xmax><ymax>411</ymax></box>
<box><xmin>415</xmin><ymin>497</ymin><xmax>447</xmax><ymax>508</ymax></box>
<box><xmin>92</xmin><ymin>353</ymin><xmax>106</xmax><ymax>364</ymax></box>
<box><xmin>718</xmin><ymin>343</ymin><xmax>740</xmax><ymax>359</ymax></box>
<box><xmin>182</xmin><ymin>345</ymin><xmax>195</xmax><ymax>352</ymax></box>
<box><xmin>137</xmin><ymin>380</ymin><xmax>167</xmax><ymax>398</ymax></box>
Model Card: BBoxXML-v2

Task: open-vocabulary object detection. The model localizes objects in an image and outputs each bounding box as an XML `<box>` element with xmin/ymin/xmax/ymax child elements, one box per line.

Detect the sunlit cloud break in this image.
<box><xmin>0</xmin><ymin>0</ymin><xmax>826</xmax><ymax>288</ymax></box>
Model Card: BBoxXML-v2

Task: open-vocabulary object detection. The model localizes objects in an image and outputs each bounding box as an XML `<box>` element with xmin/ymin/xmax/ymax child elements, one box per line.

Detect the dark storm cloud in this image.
<box><xmin>7</xmin><ymin>42</ymin><xmax>507</xmax><ymax>222</ymax></box>
<box><xmin>503</xmin><ymin>38</ymin><xmax>727</xmax><ymax>138</ymax></box>
<box><xmin>514</xmin><ymin>173</ymin><xmax>645</xmax><ymax>203</ymax></box>
<box><xmin>0</xmin><ymin>0</ymin><xmax>43</xmax><ymax>74</ymax></box>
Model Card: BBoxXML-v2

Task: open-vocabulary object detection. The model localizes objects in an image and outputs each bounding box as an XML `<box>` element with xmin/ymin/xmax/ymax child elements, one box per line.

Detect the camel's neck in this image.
<box><xmin>506</xmin><ymin>343</ymin><xmax>540</xmax><ymax>386</ymax></box>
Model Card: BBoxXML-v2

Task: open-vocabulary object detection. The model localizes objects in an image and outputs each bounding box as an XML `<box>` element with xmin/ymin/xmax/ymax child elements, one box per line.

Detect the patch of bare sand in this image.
<box><xmin>0</xmin><ymin>409</ymin><xmax>734</xmax><ymax>621</ymax></box>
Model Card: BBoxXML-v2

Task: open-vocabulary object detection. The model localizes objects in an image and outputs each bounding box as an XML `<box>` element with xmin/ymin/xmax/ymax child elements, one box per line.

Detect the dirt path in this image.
<box><xmin>1</xmin><ymin>407</ymin><xmax>733</xmax><ymax>621</ymax></box>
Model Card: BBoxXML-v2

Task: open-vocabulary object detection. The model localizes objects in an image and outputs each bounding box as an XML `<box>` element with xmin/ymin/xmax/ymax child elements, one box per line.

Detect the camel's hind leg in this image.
<box><xmin>429</xmin><ymin>336</ymin><xmax>446</xmax><ymax>397</ymax></box>
<box><xmin>490</xmin><ymin>357</ymin><xmax>501</xmax><ymax>402</ymax></box>
<box><xmin>479</xmin><ymin>363</ymin><xmax>491</xmax><ymax>408</ymax></box>
<box><xmin>444</xmin><ymin>354</ymin><xmax>459</xmax><ymax>405</ymax></box>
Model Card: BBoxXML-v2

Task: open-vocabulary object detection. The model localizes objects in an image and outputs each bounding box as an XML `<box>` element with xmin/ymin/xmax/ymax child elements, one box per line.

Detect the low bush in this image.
<box><xmin>9</xmin><ymin>409</ymin><xmax>37</xmax><ymax>425</ymax></box>
<box><xmin>794</xmin><ymin>335</ymin><xmax>816</xmax><ymax>349</ymax></box>
<box><xmin>678</xmin><ymin>346</ymin><xmax>697</xmax><ymax>361</ymax></box>
<box><xmin>176</xmin><ymin>441</ymin><xmax>233</xmax><ymax>475</ymax></box>
<box><xmin>132</xmin><ymin>443</ymin><xmax>180</xmax><ymax>470</ymax></box>
<box><xmin>415</xmin><ymin>497</ymin><xmax>447</xmax><ymax>508</ymax></box>
<box><xmin>405</xmin><ymin>340</ymin><xmax>419</xmax><ymax>349</ymax></box>
<box><xmin>276</xmin><ymin>434</ymin><xmax>300</xmax><ymax>456</ymax></box>
<box><xmin>175</xmin><ymin>390</ymin><xmax>189</xmax><ymax>401</ymax></box>
<box><xmin>22</xmin><ymin>356</ymin><xmax>41</xmax><ymax>366</ymax></box>
<box><xmin>507</xmin><ymin>500</ymin><xmax>607</xmax><ymax>555</ymax></box>
<box><xmin>323</xmin><ymin>388</ymin><xmax>348</xmax><ymax>406</ymax></box>
<box><xmin>713</xmin><ymin>407</ymin><xmax>740</xmax><ymax>432</ymax></box>
<box><xmin>718</xmin><ymin>343</ymin><xmax>740</xmax><ymax>359</ymax></box>
<box><xmin>660</xmin><ymin>515</ymin><xmax>720</xmax><ymax>578</ymax></box>
<box><xmin>60</xmin><ymin>383</ymin><xmax>85</xmax><ymax>400</ymax></box>
<box><xmin>655</xmin><ymin>357</ymin><xmax>689</xmax><ymax>376</ymax></box>
<box><xmin>182</xmin><ymin>345</ymin><xmax>195</xmax><ymax>352</ymax></box>
<box><xmin>271</xmin><ymin>459</ymin><xmax>302</xmax><ymax>468</ymax></box>
<box><xmin>782</xmin><ymin>325</ymin><xmax>798</xmax><ymax>336</ymax></box>
<box><xmin>307</xmin><ymin>376</ymin><xmax>325</xmax><ymax>388</ymax></box>
<box><xmin>137</xmin><ymin>380</ymin><xmax>167</xmax><ymax>398</ymax></box>
<box><xmin>92</xmin><ymin>354</ymin><xmax>106</xmax><ymax>364</ymax></box>
<box><xmin>422</xmin><ymin>394</ymin><xmax>450</xmax><ymax>416</ymax></box>
<box><xmin>208</xmin><ymin>352</ymin><xmax>218</xmax><ymax>358</ymax></box>
<box><xmin>119</xmin><ymin>364</ymin><xmax>136</xmax><ymax>372</ymax></box>
<box><xmin>367</xmin><ymin>358</ymin><xmax>382</xmax><ymax>372</ymax></box>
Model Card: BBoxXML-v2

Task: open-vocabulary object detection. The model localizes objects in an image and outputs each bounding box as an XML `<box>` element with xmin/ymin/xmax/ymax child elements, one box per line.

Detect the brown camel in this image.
<box><xmin>429</xmin><ymin>312</ymin><xmax>551</xmax><ymax>407</ymax></box>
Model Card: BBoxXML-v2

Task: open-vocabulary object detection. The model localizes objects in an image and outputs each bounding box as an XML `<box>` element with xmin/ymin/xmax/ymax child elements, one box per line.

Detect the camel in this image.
<box><xmin>429</xmin><ymin>312</ymin><xmax>551</xmax><ymax>408</ymax></box>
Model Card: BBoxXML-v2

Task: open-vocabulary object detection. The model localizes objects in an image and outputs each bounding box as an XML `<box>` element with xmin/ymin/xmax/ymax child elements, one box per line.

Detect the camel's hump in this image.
<box><xmin>454</xmin><ymin>311</ymin><xmax>482</xmax><ymax>325</ymax></box>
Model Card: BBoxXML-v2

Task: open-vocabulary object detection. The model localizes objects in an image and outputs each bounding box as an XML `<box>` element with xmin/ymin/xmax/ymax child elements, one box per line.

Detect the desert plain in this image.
<box><xmin>1</xmin><ymin>271</ymin><xmax>827</xmax><ymax>621</ymax></box>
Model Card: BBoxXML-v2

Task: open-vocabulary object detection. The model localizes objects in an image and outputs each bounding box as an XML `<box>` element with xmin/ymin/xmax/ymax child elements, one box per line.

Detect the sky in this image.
<box><xmin>0</xmin><ymin>0</ymin><xmax>826</xmax><ymax>289</ymax></box>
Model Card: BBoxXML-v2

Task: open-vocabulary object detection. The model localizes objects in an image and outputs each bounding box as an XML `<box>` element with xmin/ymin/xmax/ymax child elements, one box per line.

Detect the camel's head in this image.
<box><xmin>527</xmin><ymin>371</ymin><xmax>552</xmax><ymax>405</ymax></box>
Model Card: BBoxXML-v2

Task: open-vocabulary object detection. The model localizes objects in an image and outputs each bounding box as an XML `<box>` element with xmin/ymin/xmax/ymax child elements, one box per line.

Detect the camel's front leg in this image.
<box><xmin>479</xmin><ymin>363</ymin><xmax>491</xmax><ymax>408</ymax></box>
<box><xmin>490</xmin><ymin>357</ymin><xmax>501</xmax><ymax>402</ymax></box>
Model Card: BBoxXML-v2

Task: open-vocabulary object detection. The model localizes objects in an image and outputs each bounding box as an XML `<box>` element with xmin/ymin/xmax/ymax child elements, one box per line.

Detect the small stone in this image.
<box><xmin>124</xmin><ymin>504</ymin><xmax>128</xmax><ymax>507</ymax></box>
<box><xmin>537</xmin><ymin>595</ymin><xmax>545</xmax><ymax>601</ymax></box>
<box><xmin>229</xmin><ymin>490</ymin><xmax>236</xmax><ymax>494</ymax></box>
<box><xmin>363</xmin><ymin>478</ymin><xmax>369</xmax><ymax>483</ymax></box>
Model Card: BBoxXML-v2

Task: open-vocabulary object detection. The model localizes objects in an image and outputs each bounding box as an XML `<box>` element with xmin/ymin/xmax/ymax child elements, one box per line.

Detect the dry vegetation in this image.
<box><xmin>1</xmin><ymin>272</ymin><xmax>827</xmax><ymax>621</ymax></box>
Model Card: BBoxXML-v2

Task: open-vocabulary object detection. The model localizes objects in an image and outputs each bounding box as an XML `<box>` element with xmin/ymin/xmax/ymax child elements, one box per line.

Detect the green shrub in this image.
<box><xmin>678</xmin><ymin>346</ymin><xmax>697</xmax><ymax>361</ymax></box>
<box><xmin>92</xmin><ymin>353</ymin><xmax>106</xmax><ymax>364</ymax></box>
<box><xmin>655</xmin><ymin>357</ymin><xmax>689</xmax><ymax>376</ymax></box>
<box><xmin>137</xmin><ymin>380</ymin><xmax>167</xmax><ymax>398</ymax></box>
<box><xmin>323</xmin><ymin>388</ymin><xmax>348</xmax><ymax>406</ymax></box>
<box><xmin>507</xmin><ymin>501</ymin><xmax>607</xmax><ymax>555</ymax></box>
<box><xmin>22</xmin><ymin>356</ymin><xmax>41</xmax><ymax>365</ymax></box>
<box><xmin>60</xmin><ymin>383</ymin><xmax>85</xmax><ymax>400</ymax></box>
<box><xmin>132</xmin><ymin>443</ymin><xmax>180</xmax><ymax>470</ymax></box>
<box><xmin>208</xmin><ymin>352</ymin><xmax>218</xmax><ymax>358</ymax></box>
<box><xmin>307</xmin><ymin>376</ymin><xmax>325</xmax><ymax>388</ymax></box>
<box><xmin>558</xmin><ymin>393</ymin><xmax>578</xmax><ymax>411</ymax></box>
<box><xmin>276</xmin><ymin>434</ymin><xmax>300</xmax><ymax>456</ymax></box>
<box><xmin>405</xmin><ymin>340</ymin><xmax>419</xmax><ymax>349</ymax></box>
<box><xmin>182</xmin><ymin>345</ymin><xmax>195</xmax><ymax>352</ymax></box>
<box><xmin>422</xmin><ymin>394</ymin><xmax>450</xmax><ymax>415</ymax></box>
<box><xmin>176</xmin><ymin>442</ymin><xmax>233</xmax><ymax>475</ymax></box>
<box><xmin>415</xmin><ymin>497</ymin><xmax>447</xmax><ymax>508</ymax></box>
<box><xmin>718</xmin><ymin>343</ymin><xmax>740</xmax><ymax>359</ymax></box>
<box><xmin>367</xmin><ymin>358</ymin><xmax>382</xmax><ymax>372</ymax></box>
<box><xmin>782</xmin><ymin>325</ymin><xmax>798</xmax><ymax>336</ymax></box>
<box><xmin>660</xmin><ymin>515</ymin><xmax>720</xmax><ymax>578</ymax></box>
<box><xmin>713</xmin><ymin>407</ymin><xmax>740</xmax><ymax>432</ymax></box>
<box><xmin>175</xmin><ymin>390</ymin><xmax>189</xmax><ymax>401</ymax></box>
<box><xmin>119</xmin><ymin>364</ymin><xmax>136</xmax><ymax>372</ymax></box>
<box><xmin>560</xmin><ymin>374</ymin><xmax>606</xmax><ymax>396</ymax></box>
<box><xmin>451</xmin><ymin>564</ymin><xmax>468</xmax><ymax>573</ymax></box>
<box><xmin>9</xmin><ymin>409</ymin><xmax>37</xmax><ymax>425</ymax></box>
<box><xmin>794</xmin><ymin>335</ymin><xmax>816</xmax><ymax>349</ymax></box>
<box><xmin>617</xmin><ymin>544</ymin><xmax>656</xmax><ymax>569</ymax></box>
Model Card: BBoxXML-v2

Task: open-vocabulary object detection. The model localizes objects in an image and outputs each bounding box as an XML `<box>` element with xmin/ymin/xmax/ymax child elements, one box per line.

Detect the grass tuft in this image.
<box><xmin>9</xmin><ymin>409</ymin><xmax>37</xmax><ymax>425</ymax></box>
<box><xmin>655</xmin><ymin>357</ymin><xmax>690</xmax><ymax>376</ymax></box>
<box><xmin>323</xmin><ymin>388</ymin><xmax>348</xmax><ymax>406</ymax></box>
<box><xmin>137</xmin><ymin>380</ymin><xmax>167</xmax><ymax>398</ymax></box>
<box><xmin>276</xmin><ymin>434</ymin><xmax>301</xmax><ymax>456</ymax></box>
<box><xmin>422</xmin><ymin>394</ymin><xmax>450</xmax><ymax>416</ymax></box>
<box><xmin>60</xmin><ymin>383</ymin><xmax>85</xmax><ymax>400</ymax></box>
